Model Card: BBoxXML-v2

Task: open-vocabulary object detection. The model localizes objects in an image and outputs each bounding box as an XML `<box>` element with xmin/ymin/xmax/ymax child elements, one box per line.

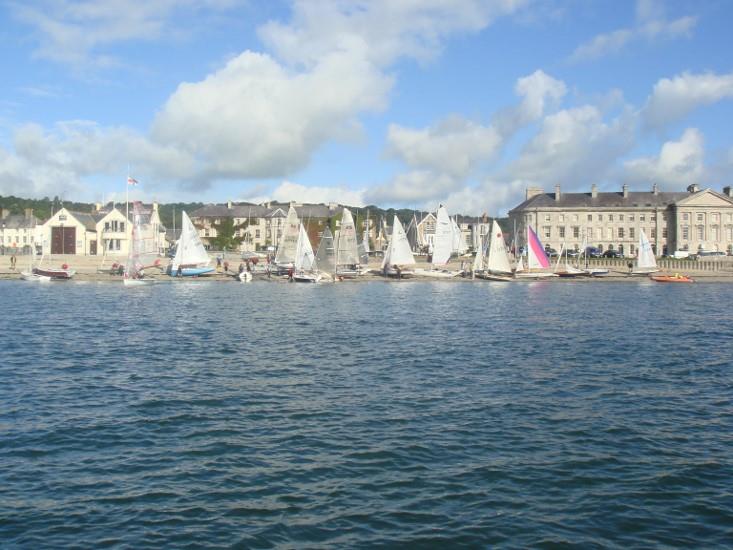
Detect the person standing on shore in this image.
<box><xmin>10</xmin><ymin>255</ymin><xmax>16</xmax><ymax>270</ymax></box>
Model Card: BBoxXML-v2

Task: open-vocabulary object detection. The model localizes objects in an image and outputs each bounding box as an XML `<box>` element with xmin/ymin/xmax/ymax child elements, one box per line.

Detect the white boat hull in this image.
<box><xmin>238</xmin><ymin>271</ymin><xmax>253</xmax><ymax>282</ymax></box>
<box><xmin>20</xmin><ymin>271</ymin><xmax>51</xmax><ymax>282</ymax></box>
<box><xmin>293</xmin><ymin>272</ymin><xmax>323</xmax><ymax>283</ymax></box>
<box><xmin>475</xmin><ymin>271</ymin><xmax>513</xmax><ymax>282</ymax></box>
<box><xmin>123</xmin><ymin>277</ymin><xmax>155</xmax><ymax>286</ymax></box>
<box><xmin>514</xmin><ymin>272</ymin><xmax>558</xmax><ymax>279</ymax></box>
<box><xmin>414</xmin><ymin>268</ymin><xmax>462</xmax><ymax>278</ymax></box>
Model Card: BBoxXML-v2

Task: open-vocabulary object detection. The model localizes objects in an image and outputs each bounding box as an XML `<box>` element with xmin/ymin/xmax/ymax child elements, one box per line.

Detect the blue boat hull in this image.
<box><xmin>167</xmin><ymin>266</ymin><xmax>215</xmax><ymax>277</ymax></box>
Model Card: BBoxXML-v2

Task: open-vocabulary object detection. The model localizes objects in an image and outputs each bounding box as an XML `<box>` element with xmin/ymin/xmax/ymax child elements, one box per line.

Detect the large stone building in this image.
<box><xmin>509</xmin><ymin>183</ymin><xmax>733</xmax><ymax>257</ymax></box>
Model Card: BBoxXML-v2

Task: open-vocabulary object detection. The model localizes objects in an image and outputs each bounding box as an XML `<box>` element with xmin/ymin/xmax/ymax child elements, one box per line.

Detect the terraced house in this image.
<box><xmin>509</xmin><ymin>183</ymin><xmax>733</xmax><ymax>257</ymax></box>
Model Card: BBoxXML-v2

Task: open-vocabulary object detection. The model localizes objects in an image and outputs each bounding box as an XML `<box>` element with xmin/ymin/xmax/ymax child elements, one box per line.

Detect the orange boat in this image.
<box><xmin>650</xmin><ymin>273</ymin><xmax>694</xmax><ymax>283</ymax></box>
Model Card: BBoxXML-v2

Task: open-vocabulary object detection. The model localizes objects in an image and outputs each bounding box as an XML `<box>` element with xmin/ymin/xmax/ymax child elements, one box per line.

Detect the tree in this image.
<box><xmin>209</xmin><ymin>218</ymin><xmax>247</xmax><ymax>251</ymax></box>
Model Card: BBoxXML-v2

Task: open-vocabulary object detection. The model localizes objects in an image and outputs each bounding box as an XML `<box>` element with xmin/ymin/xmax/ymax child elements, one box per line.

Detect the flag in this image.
<box><xmin>127</xmin><ymin>176</ymin><xmax>138</xmax><ymax>186</ymax></box>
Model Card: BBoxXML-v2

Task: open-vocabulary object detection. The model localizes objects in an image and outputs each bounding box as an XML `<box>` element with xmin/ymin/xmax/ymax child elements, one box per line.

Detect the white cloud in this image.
<box><xmin>623</xmin><ymin>128</ymin><xmax>705</xmax><ymax>188</ymax></box>
<box><xmin>569</xmin><ymin>0</ymin><xmax>696</xmax><ymax>63</ymax></box>
<box><xmin>268</xmin><ymin>180</ymin><xmax>366</xmax><ymax>207</ymax></box>
<box><xmin>494</xmin><ymin>70</ymin><xmax>567</xmax><ymax>136</ymax></box>
<box><xmin>643</xmin><ymin>71</ymin><xmax>733</xmax><ymax>129</ymax></box>
<box><xmin>365</xmin><ymin>171</ymin><xmax>460</xmax><ymax>205</ymax></box>
<box><xmin>386</xmin><ymin>116</ymin><xmax>502</xmax><ymax>178</ymax></box>
<box><xmin>508</xmin><ymin>105</ymin><xmax>636</xmax><ymax>188</ymax></box>
<box><xmin>11</xmin><ymin>0</ymin><xmax>235</xmax><ymax>68</ymax></box>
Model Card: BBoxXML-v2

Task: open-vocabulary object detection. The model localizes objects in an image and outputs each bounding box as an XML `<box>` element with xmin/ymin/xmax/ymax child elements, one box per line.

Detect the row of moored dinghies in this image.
<box><xmin>471</xmin><ymin>221</ymin><xmax>659</xmax><ymax>281</ymax></box>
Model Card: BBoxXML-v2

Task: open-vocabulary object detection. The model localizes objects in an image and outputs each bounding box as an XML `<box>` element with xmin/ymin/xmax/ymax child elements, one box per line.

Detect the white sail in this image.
<box><xmin>316</xmin><ymin>226</ymin><xmax>336</xmax><ymax>274</ymax></box>
<box><xmin>381</xmin><ymin>215</ymin><xmax>415</xmax><ymax>269</ymax></box>
<box><xmin>125</xmin><ymin>202</ymin><xmax>159</xmax><ymax>278</ymax></box>
<box><xmin>294</xmin><ymin>224</ymin><xmax>316</xmax><ymax>272</ymax></box>
<box><xmin>336</xmin><ymin>208</ymin><xmax>359</xmax><ymax>266</ymax></box>
<box><xmin>432</xmin><ymin>205</ymin><xmax>453</xmax><ymax>265</ymax></box>
<box><xmin>636</xmin><ymin>229</ymin><xmax>658</xmax><ymax>271</ymax></box>
<box><xmin>172</xmin><ymin>211</ymin><xmax>210</xmax><ymax>270</ymax></box>
<box><xmin>486</xmin><ymin>220</ymin><xmax>512</xmax><ymax>274</ymax></box>
<box><xmin>275</xmin><ymin>206</ymin><xmax>300</xmax><ymax>265</ymax></box>
<box><xmin>472</xmin><ymin>234</ymin><xmax>484</xmax><ymax>272</ymax></box>
<box><xmin>515</xmin><ymin>255</ymin><xmax>524</xmax><ymax>272</ymax></box>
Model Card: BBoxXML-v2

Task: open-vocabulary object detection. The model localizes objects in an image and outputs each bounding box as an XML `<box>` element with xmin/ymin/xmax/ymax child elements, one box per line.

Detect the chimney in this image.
<box><xmin>591</xmin><ymin>184</ymin><xmax>598</xmax><ymax>198</ymax></box>
<box><xmin>525</xmin><ymin>187</ymin><xmax>544</xmax><ymax>200</ymax></box>
<box><xmin>554</xmin><ymin>184</ymin><xmax>561</xmax><ymax>202</ymax></box>
<box><xmin>723</xmin><ymin>186</ymin><xmax>732</xmax><ymax>198</ymax></box>
<box><xmin>652</xmin><ymin>182</ymin><xmax>659</xmax><ymax>195</ymax></box>
<box><xmin>622</xmin><ymin>184</ymin><xmax>628</xmax><ymax>198</ymax></box>
<box><xmin>0</xmin><ymin>208</ymin><xmax>8</xmax><ymax>220</ymax></box>
<box><xmin>94</xmin><ymin>202</ymin><xmax>102</xmax><ymax>212</ymax></box>
<box><xmin>687</xmin><ymin>183</ymin><xmax>700</xmax><ymax>193</ymax></box>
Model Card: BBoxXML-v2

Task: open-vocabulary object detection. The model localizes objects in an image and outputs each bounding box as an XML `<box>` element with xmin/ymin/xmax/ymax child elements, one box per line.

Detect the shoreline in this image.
<box><xmin>3</xmin><ymin>254</ymin><xmax>733</xmax><ymax>283</ymax></box>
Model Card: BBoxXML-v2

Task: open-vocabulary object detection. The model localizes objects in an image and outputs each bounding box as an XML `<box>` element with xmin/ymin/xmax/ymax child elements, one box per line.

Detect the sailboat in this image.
<box><xmin>335</xmin><ymin>208</ymin><xmax>361</xmax><ymax>278</ymax></box>
<box><xmin>167</xmin><ymin>210</ymin><xmax>214</xmax><ymax>277</ymax></box>
<box><xmin>20</xmin><ymin>252</ymin><xmax>51</xmax><ymax>282</ymax></box>
<box><xmin>631</xmin><ymin>229</ymin><xmax>659</xmax><ymax>275</ymax></box>
<box><xmin>580</xmin><ymin>232</ymin><xmax>608</xmax><ymax>276</ymax></box>
<box><xmin>32</xmin><ymin>254</ymin><xmax>76</xmax><ymax>280</ymax></box>
<box><xmin>272</xmin><ymin>206</ymin><xmax>300</xmax><ymax>274</ymax></box>
<box><xmin>381</xmin><ymin>215</ymin><xmax>416</xmax><ymax>278</ymax></box>
<box><xmin>476</xmin><ymin>220</ymin><xmax>513</xmax><ymax>281</ymax></box>
<box><xmin>554</xmin><ymin>243</ymin><xmax>585</xmax><ymax>278</ymax></box>
<box><xmin>514</xmin><ymin>225</ymin><xmax>557</xmax><ymax>279</ymax></box>
<box><xmin>124</xmin><ymin>202</ymin><xmax>160</xmax><ymax>285</ymax></box>
<box><xmin>416</xmin><ymin>205</ymin><xmax>462</xmax><ymax>278</ymax></box>
<box><xmin>315</xmin><ymin>226</ymin><xmax>336</xmax><ymax>280</ymax></box>
<box><xmin>293</xmin><ymin>224</ymin><xmax>322</xmax><ymax>283</ymax></box>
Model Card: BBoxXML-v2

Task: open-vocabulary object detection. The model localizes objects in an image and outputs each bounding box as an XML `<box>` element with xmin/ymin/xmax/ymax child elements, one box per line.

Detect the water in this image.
<box><xmin>1</xmin><ymin>279</ymin><xmax>732</xmax><ymax>548</ymax></box>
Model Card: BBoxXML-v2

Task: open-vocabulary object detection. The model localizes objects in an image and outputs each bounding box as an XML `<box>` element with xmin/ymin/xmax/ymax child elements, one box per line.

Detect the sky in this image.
<box><xmin>1</xmin><ymin>0</ymin><xmax>732</xmax><ymax>216</ymax></box>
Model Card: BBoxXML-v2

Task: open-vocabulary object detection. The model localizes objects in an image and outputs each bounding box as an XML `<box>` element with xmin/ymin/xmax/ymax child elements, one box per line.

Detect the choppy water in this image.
<box><xmin>1</xmin><ymin>279</ymin><xmax>732</xmax><ymax>548</ymax></box>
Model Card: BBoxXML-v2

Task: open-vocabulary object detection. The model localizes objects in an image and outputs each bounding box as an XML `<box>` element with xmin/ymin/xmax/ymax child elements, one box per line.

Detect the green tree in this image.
<box><xmin>209</xmin><ymin>218</ymin><xmax>247</xmax><ymax>251</ymax></box>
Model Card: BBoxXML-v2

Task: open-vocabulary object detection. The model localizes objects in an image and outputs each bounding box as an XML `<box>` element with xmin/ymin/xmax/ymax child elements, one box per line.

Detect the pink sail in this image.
<box><xmin>527</xmin><ymin>226</ymin><xmax>550</xmax><ymax>269</ymax></box>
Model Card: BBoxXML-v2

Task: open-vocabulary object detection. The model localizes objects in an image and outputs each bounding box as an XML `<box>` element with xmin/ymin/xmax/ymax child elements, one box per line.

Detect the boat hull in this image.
<box><xmin>415</xmin><ymin>268</ymin><xmax>462</xmax><ymax>278</ymax></box>
<box><xmin>650</xmin><ymin>274</ymin><xmax>694</xmax><ymax>283</ymax></box>
<box><xmin>514</xmin><ymin>272</ymin><xmax>558</xmax><ymax>280</ymax></box>
<box><xmin>476</xmin><ymin>272</ymin><xmax>513</xmax><ymax>282</ymax></box>
<box><xmin>167</xmin><ymin>266</ymin><xmax>215</xmax><ymax>277</ymax></box>
<box><xmin>21</xmin><ymin>271</ymin><xmax>51</xmax><ymax>282</ymax></box>
<box><xmin>32</xmin><ymin>267</ymin><xmax>75</xmax><ymax>280</ymax></box>
<box><xmin>293</xmin><ymin>272</ymin><xmax>322</xmax><ymax>283</ymax></box>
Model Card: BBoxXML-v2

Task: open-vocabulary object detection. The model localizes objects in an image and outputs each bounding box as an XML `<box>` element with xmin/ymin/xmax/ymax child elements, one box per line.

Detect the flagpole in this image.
<box><xmin>126</xmin><ymin>164</ymin><xmax>130</xmax><ymax>227</ymax></box>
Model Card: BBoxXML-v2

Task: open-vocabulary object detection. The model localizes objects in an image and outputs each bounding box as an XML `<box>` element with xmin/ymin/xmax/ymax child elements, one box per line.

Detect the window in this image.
<box><xmin>650</xmin><ymin>228</ymin><xmax>656</xmax><ymax>239</ymax></box>
<box><xmin>573</xmin><ymin>226</ymin><xmax>580</xmax><ymax>238</ymax></box>
<box><xmin>697</xmin><ymin>213</ymin><xmax>704</xmax><ymax>222</ymax></box>
<box><xmin>618</xmin><ymin>227</ymin><xmax>625</xmax><ymax>238</ymax></box>
<box><xmin>728</xmin><ymin>214</ymin><xmax>733</xmax><ymax>222</ymax></box>
<box><xmin>629</xmin><ymin>214</ymin><xmax>635</xmax><ymax>221</ymax></box>
<box><xmin>545</xmin><ymin>215</ymin><xmax>551</xmax><ymax>222</ymax></box>
<box><xmin>651</xmin><ymin>215</ymin><xmax>656</xmax><ymax>222</ymax></box>
<box><xmin>697</xmin><ymin>225</ymin><xmax>704</xmax><ymax>240</ymax></box>
<box><xmin>59</xmin><ymin>215</ymin><xmax>67</xmax><ymax>221</ymax></box>
<box><xmin>712</xmin><ymin>213</ymin><xmax>720</xmax><ymax>222</ymax></box>
<box><xmin>587</xmin><ymin>214</ymin><xmax>593</xmax><ymax>222</ymax></box>
<box><xmin>629</xmin><ymin>228</ymin><xmax>635</xmax><ymax>239</ymax></box>
<box><xmin>662</xmin><ymin>228</ymin><xmax>668</xmax><ymax>239</ymax></box>
<box><xmin>120</xmin><ymin>222</ymin><xmax>125</xmax><ymax>232</ymax></box>
<box><xmin>598</xmin><ymin>214</ymin><xmax>603</xmax><ymax>222</ymax></box>
<box><xmin>255</xmin><ymin>229</ymin><xmax>261</xmax><ymax>238</ymax></box>
<box><xmin>712</xmin><ymin>226</ymin><xmax>719</xmax><ymax>241</ymax></box>
<box><xmin>559</xmin><ymin>226</ymin><xmax>565</xmax><ymax>238</ymax></box>
<box><xmin>587</xmin><ymin>228</ymin><xmax>593</xmax><ymax>239</ymax></box>
<box><xmin>607</xmin><ymin>227</ymin><xmax>613</xmax><ymax>239</ymax></box>
<box><xmin>104</xmin><ymin>222</ymin><xmax>110</xmax><ymax>231</ymax></box>
<box><xmin>727</xmin><ymin>226</ymin><xmax>733</xmax><ymax>241</ymax></box>
<box><xmin>543</xmin><ymin>226</ymin><xmax>551</xmax><ymax>239</ymax></box>
<box><xmin>619</xmin><ymin>214</ymin><xmax>624</xmax><ymax>221</ymax></box>
<box><xmin>204</xmin><ymin>229</ymin><xmax>210</xmax><ymax>237</ymax></box>
<box><xmin>573</xmin><ymin>214</ymin><xmax>578</xmax><ymax>222</ymax></box>
<box><xmin>640</xmin><ymin>214</ymin><xmax>645</xmax><ymax>222</ymax></box>
<box><xmin>559</xmin><ymin>215</ymin><xmax>565</xmax><ymax>222</ymax></box>
<box><xmin>630</xmin><ymin>244</ymin><xmax>636</xmax><ymax>256</ymax></box>
<box><xmin>662</xmin><ymin>214</ymin><xmax>667</xmax><ymax>221</ymax></box>
<box><xmin>682</xmin><ymin>226</ymin><xmax>689</xmax><ymax>240</ymax></box>
<box><xmin>609</xmin><ymin>214</ymin><xmax>614</xmax><ymax>222</ymax></box>
<box><xmin>683</xmin><ymin>213</ymin><xmax>689</xmax><ymax>221</ymax></box>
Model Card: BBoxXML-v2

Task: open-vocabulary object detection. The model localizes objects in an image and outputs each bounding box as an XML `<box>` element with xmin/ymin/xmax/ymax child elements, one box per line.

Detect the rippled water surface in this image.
<box><xmin>1</xmin><ymin>279</ymin><xmax>732</xmax><ymax>547</ymax></box>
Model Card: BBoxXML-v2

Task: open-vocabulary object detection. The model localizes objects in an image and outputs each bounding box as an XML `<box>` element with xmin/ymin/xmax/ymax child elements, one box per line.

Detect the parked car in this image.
<box><xmin>671</xmin><ymin>250</ymin><xmax>690</xmax><ymax>259</ymax></box>
<box><xmin>566</xmin><ymin>249</ymin><xmax>580</xmax><ymax>257</ymax></box>
<box><xmin>544</xmin><ymin>247</ymin><xmax>559</xmax><ymax>258</ymax></box>
<box><xmin>694</xmin><ymin>250</ymin><xmax>727</xmax><ymax>260</ymax></box>
<box><xmin>602</xmin><ymin>249</ymin><xmax>622</xmax><ymax>258</ymax></box>
<box><xmin>585</xmin><ymin>246</ymin><xmax>602</xmax><ymax>258</ymax></box>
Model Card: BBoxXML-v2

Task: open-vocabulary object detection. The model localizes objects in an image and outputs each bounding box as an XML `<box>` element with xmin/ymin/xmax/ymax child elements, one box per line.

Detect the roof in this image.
<box><xmin>0</xmin><ymin>214</ymin><xmax>41</xmax><ymax>229</ymax></box>
<box><xmin>509</xmin><ymin>191</ymin><xmax>689</xmax><ymax>214</ymax></box>
<box><xmin>190</xmin><ymin>202</ymin><xmax>337</xmax><ymax>220</ymax></box>
<box><xmin>69</xmin><ymin>211</ymin><xmax>98</xmax><ymax>231</ymax></box>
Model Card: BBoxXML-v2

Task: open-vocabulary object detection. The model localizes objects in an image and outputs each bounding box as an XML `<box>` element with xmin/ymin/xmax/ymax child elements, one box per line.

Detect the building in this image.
<box><xmin>190</xmin><ymin>201</ymin><xmax>343</xmax><ymax>252</ymax></box>
<box><xmin>508</xmin><ymin>183</ymin><xmax>733</xmax><ymax>256</ymax></box>
<box><xmin>0</xmin><ymin>208</ymin><xmax>42</xmax><ymax>255</ymax></box>
<box><xmin>37</xmin><ymin>202</ymin><xmax>166</xmax><ymax>257</ymax></box>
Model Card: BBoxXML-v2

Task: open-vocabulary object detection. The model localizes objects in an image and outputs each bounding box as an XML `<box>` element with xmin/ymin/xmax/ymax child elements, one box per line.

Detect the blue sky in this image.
<box><xmin>1</xmin><ymin>0</ymin><xmax>732</xmax><ymax>215</ymax></box>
